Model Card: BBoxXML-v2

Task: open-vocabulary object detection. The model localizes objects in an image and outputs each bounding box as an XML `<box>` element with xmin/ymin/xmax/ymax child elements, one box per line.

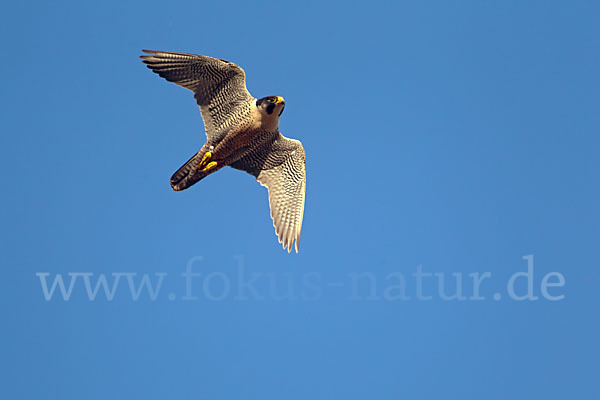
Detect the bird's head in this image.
<box><xmin>256</xmin><ymin>96</ymin><xmax>286</xmax><ymax>118</ymax></box>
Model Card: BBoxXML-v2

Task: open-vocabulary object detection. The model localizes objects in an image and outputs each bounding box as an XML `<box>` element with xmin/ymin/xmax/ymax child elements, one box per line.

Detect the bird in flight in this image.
<box><xmin>140</xmin><ymin>50</ymin><xmax>306</xmax><ymax>253</ymax></box>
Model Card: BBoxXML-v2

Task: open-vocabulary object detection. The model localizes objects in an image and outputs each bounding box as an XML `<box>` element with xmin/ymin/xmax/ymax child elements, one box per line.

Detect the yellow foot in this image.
<box><xmin>197</xmin><ymin>151</ymin><xmax>212</xmax><ymax>169</ymax></box>
<box><xmin>201</xmin><ymin>161</ymin><xmax>218</xmax><ymax>172</ymax></box>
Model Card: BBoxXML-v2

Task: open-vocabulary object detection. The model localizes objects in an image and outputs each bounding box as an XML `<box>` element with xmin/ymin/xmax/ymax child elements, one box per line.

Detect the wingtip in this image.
<box><xmin>140</xmin><ymin>50</ymin><xmax>161</xmax><ymax>60</ymax></box>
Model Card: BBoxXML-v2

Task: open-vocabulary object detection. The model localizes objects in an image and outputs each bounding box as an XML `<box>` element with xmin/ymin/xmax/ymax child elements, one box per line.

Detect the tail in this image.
<box><xmin>170</xmin><ymin>150</ymin><xmax>215</xmax><ymax>191</ymax></box>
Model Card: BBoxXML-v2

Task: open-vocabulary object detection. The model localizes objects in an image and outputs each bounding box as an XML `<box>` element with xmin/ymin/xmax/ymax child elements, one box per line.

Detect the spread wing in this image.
<box><xmin>140</xmin><ymin>50</ymin><xmax>253</xmax><ymax>142</ymax></box>
<box><xmin>231</xmin><ymin>134</ymin><xmax>306</xmax><ymax>253</ymax></box>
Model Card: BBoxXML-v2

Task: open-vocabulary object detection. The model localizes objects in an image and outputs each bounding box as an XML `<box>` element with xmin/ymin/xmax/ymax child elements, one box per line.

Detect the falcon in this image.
<box><xmin>140</xmin><ymin>50</ymin><xmax>306</xmax><ymax>253</ymax></box>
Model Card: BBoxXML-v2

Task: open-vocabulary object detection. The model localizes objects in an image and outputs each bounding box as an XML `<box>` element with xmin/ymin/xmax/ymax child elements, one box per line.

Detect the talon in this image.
<box><xmin>199</xmin><ymin>151</ymin><xmax>212</xmax><ymax>167</ymax></box>
<box><xmin>201</xmin><ymin>161</ymin><xmax>218</xmax><ymax>172</ymax></box>
<box><xmin>197</xmin><ymin>151</ymin><xmax>212</xmax><ymax>170</ymax></box>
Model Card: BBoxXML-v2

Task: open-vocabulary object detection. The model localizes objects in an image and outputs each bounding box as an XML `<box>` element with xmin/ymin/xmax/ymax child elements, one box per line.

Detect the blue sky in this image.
<box><xmin>1</xmin><ymin>1</ymin><xmax>598</xmax><ymax>399</ymax></box>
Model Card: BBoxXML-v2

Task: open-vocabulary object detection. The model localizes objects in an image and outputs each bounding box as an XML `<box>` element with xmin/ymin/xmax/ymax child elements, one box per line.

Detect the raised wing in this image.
<box><xmin>140</xmin><ymin>50</ymin><xmax>253</xmax><ymax>141</ymax></box>
<box><xmin>231</xmin><ymin>134</ymin><xmax>306</xmax><ymax>253</ymax></box>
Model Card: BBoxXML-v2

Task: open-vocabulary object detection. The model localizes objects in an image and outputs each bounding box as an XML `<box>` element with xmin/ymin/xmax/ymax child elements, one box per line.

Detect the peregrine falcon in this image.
<box><xmin>140</xmin><ymin>50</ymin><xmax>306</xmax><ymax>253</ymax></box>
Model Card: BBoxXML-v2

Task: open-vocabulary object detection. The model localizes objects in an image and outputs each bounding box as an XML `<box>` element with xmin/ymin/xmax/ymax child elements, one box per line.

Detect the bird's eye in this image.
<box><xmin>270</xmin><ymin>97</ymin><xmax>276</xmax><ymax>102</ymax></box>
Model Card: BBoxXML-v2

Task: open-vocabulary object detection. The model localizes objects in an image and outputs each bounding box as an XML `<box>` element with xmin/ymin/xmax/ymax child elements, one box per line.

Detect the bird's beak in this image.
<box><xmin>274</xmin><ymin>96</ymin><xmax>285</xmax><ymax>105</ymax></box>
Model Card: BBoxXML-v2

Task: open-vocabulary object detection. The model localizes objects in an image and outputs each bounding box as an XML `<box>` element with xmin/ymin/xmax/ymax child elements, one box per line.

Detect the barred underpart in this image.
<box><xmin>141</xmin><ymin>50</ymin><xmax>306</xmax><ymax>253</ymax></box>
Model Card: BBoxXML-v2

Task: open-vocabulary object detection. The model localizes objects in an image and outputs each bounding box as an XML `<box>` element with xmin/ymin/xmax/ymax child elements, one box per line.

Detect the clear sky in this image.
<box><xmin>1</xmin><ymin>1</ymin><xmax>598</xmax><ymax>399</ymax></box>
